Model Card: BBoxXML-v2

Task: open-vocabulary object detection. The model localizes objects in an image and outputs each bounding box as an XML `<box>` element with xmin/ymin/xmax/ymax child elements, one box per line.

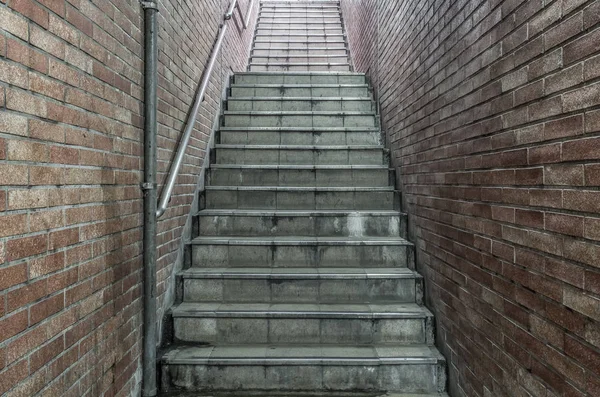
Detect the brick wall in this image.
<box><xmin>0</xmin><ymin>0</ymin><xmax>256</xmax><ymax>395</ymax></box>
<box><xmin>341</xmin><ymin>0</ymin><xmax>600</xmax><ymax>396</ymax></box>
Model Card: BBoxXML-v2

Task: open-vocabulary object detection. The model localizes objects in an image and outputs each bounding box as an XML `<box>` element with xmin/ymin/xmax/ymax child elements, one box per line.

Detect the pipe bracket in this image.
<box><xmin>142</xmin><ymin>182</ymin><xmax>157</xmax><ymax>190</ymax></box>
<box><xmin>141</xmin><ymin>1</ymin><xmax>158</xmax><ymax>10</ymax></box>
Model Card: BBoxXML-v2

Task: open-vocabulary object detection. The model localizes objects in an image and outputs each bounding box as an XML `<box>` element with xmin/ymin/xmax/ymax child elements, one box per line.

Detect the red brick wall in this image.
<box><xmin>0</xmin><ymin>0</ymin><xmax>256</xmax><ymax>395</ymax></box>
<box><xmin>341</xmin><ymin>0</ymin><xmax>600</xmax><ymax>396</ymax></box>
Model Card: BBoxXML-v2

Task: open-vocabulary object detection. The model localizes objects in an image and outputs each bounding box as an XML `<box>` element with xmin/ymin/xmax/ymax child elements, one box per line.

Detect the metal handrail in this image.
<box><xmin>156</xmin><ymin>0</ymin><xmax>254</xmax><ymax>218</ymax></box>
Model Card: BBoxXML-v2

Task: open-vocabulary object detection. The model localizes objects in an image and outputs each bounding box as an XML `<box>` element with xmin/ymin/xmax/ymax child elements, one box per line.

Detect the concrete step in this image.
<box><xmin>256</xmin><ymin>23</ymin><xmax>344</xmax><ymax>29</ymax></box>
<box><xmin>254</xmin><ymin>36</ymin><xmax>345</xmax><ymax>43</ymax></box>
<box><xmin>223</xmin><ymin>111</ymin><xmax>376</xmax><ymax>128</ymax></box>
<box><xmin>214</xmin><ymin>144</ymin><xmax>388</xmax><ymax>165</ymax></box>
<box><xmin>230</xmin><ymin>84</ymin><xmax>369</xmax><ymax>98</ymax></box>
<box><xmin>230</xmin><ymin>83</ymin><xmax>371</xmax><ymax>99</ymax></box>
<box><xmin>207</xmin><ymin>165</ymin><xmax>391</xmax><ymax>187</ymax></box>
<box><xmin>227</xmin><ymin>97</ymin><xmax>373</xmax><ymax>112</ymax></box>
<box><xmin>259</xmin><ymin>17</ymin><xmax>341</xmax><ymax>23</ymax></box>
<box><xmin>189</xmin><ymin>236</ymin><xmax>412</xmax><ymax>267</ymax></box>
<box><xmin>261</xmin><ymin>1</ymin><xmax>340</xmax><ymax>5</ymax></box>
<box><xmin>251</xmin><ymin>55</ymin><xmax>350</xmax><ymax>63</ymax></box>
<box><xmin>218</xmin><ymin>127</ymin><xmax>381</xmax><ymax>145</ymax></box>
<box><xmin>233</xmin><ymin>72</ymin><xmax>364</xmax><ymax>84</ymax></box>
<box><xmin>172</xmin><ymin>302</ymin><xmax>434</xmax><ymax>345</ymax></box>
<box><xmin>202</xmin><ymin>186</ymin><xmax>397</xmax><ymax>210</ymax></box>
<box><xmin>252</xmin><ymin>48</ymin><xmax>348</xmax><ymax>56</ymax></box>
<box><xmin>195</xmin><ymin>209</ymin><xmax>405</xmax><ymax>237</ymax></box>
<box><xmin>253</xmin><ymin>41</ymin><xmax>347</xmax><ymax>49</ymax></box>
<box><xmin>259</xmin><ymin>13</ymin><xmax>342</xmax><ymax>19</ymax></box>
<box><xmin>255</xmin><ymin>36</ymin><xmax>346</xmax><ymax>43</ymax></box>
<box><xmin>180</xmin><ymin>267</ymin><xmax>422</xmax><ymax>304</ymax></box>
<box><xmin>249</xmin><ymin>63</ymin><xmax>351</xmax><ymax>72</ymax></box>
<box><xmin>158</xmin><ymin>393</ymin><xmax>450</xmax><ymax>397</ymax></box>
<box><xmin>256</xmin><ymin>30</ymin><xmax>345</xmax><ymax>36</ymax></box>
<box><xmin>161</xmin><ymin>344</ymin><xmax>446</xmax><ymax>393</ymax></box>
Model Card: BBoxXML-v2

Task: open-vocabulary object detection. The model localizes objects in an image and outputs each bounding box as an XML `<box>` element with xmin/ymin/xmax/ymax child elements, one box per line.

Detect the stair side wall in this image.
<box><xmin>341</xmin><ymin>0</ymin><xmax>600</xmax><ymax>396</ymax></box>
<box><xmin>0</xmin><ymin>1</ymin><xmax>258</xmax><ymax>396</ymax></box>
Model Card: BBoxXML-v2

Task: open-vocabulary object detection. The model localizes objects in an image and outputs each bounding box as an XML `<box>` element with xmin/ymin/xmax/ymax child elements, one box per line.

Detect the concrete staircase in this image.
<box><xmin>160</xmin><ymin>1</ymin><xmax>448</xmax><ymax>395</ymax></box>
<box><xmin>249</xmin><ymin>0</ymin><xmax>351</xmax><ymax>71</ymax></box>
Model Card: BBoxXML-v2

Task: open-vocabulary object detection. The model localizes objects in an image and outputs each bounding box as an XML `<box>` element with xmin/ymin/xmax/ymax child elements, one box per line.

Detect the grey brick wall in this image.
<box><xmin>341</xmin><ymin>0</ymin><xmax>600</xmax><ymax>396</ymax></box>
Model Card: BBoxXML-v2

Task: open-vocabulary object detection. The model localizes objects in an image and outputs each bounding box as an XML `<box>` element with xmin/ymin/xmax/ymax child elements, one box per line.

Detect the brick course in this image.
<box><xmin>341</xmin><ymin>0</ymin><xmax>600</xmax><ymax>395</ymax></box>
<box><xmin>0</xmin><ymin>0</ymin><xmax>256</xmax><ymax>395</ymax></box>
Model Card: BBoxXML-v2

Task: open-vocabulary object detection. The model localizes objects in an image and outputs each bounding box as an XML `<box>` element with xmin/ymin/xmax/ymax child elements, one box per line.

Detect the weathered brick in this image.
<box><xmin>563</xmin><ymin>24</ymin><xmax>600</xmax><ymax>64</ymax></box>
<box><xmin>563</xmin><ymin>136</ymin><xmax>600</xmax><ymax>161</ymax></box>
<box><xmin>29</xmin><ymin>251</ymin><xmax>65</xmax><ymax>278</ymax></box>
<box><xmin>545</xmin><ymin>12</ymin><xmax>583</xmax><ymax>52</ymax></box>
<box><xmin>562</xmin><ymin>81</ymin><xmax>600</xmax><ymax>112</ymax></box>
<box><xmin>0</xmin><ymin>311</ymin><xmax>28</xmax><ymax>343</ymax></box>
<box><xmin>7</xmin><ymin>139</ymin><xmax>48</xmax><ymax>162</ymax></box>
<box><xmin>30</xmin><ymin>293</ymin><xmax>64</xmax><ymax>325</ymax></box>
<box><xmin>0</xmin><ymin>164</ymin><xmax>29</xmax><ymax>185</ymax></box>
<box><xmin>545</xmin><ymin>212</ymin><xmax>584</xmax><ymax>236</ymax></box>
<box><xmin>10</xmin><ymin>0</ymin><xmax>49</xmax><ymax>28</ymax></box>
<box><xmin>0</xmin><ymin>263</ymin><xmax>27</xmax><ymax>290</ymax></box>
<box><xmin>0</xmin><ymin>6</ymin><xmax>29</xmax><ymax>40</ymax></box>
<box><xmin>544</xmin><ymin>164</ymin><xmax>585</xmax><ymax>186</ymax></box>
<box><xmin>6</xmin><ymin>234</ymin><xmax>48</xmax><ymax>261</ymax></box>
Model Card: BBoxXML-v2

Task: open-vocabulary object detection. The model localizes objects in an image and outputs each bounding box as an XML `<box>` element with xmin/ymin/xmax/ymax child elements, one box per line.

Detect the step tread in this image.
<box><xmin>232</xmin><ymin>84</ymin><xmax>367</xmax><ymax>88</ymax></box>
<box><xmin>172</xmin><ymin>302</ymin><xmax>432</xmax><ymax>319</ymax></box>
<box><xmin>180</xmin><ymin>267</ymin><xmax>420</xmax><ymax>279</ymax></box>
<box><xmin>250</xmin><ymin>62</ymin><xmax>351</xmax><ymax>66</ymax></box>
<box><xmin>236</xmin><ymin>72</ymin><xmax>362</xmax><ymax>76</ymax></box>
<box><xmin>162</xmin><ymin>344</ymin><xmax>444</xmax><ymax>365</ymax></box>
<box><xmin>215</xmin><ymin>144</ymin><xmax>385</xmax><ymax>149</ymax></box>
<box><xmin>229</xmin><ymin>97</ymin><xmax>370</xmax><ymax>100</ymax></box>
<box><xmin>210</xmin><ymin>164</ymin><xmax>389</xmax><ymax>169</ymax></box>
<box><xmin>190</xmin><ymin>236</ymin><xmax>411</xmax><ymax>245</ymax></box>
<box><xmin>197</xmin><ymin>209</ymin><xmax>399</xmax><ymax>216</ymax></box>
<box><xmin>205</xmin><ymin>186</ymin><xmax>394</xmax><ymax>191</ymax></box>
<box><xmin>224</xmin><ymin>111</ymin><xmax>375</xmax><ymax>115</ymax></box>
<box><xmin>219</xmin><ymin>126</ymin><xmax>379</xmax><ymax>131</ymax></box>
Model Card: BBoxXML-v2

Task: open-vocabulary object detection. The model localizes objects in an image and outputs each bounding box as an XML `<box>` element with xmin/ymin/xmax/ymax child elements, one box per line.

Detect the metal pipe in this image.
<box><xmin>224</xmin><ymin>0</ymin><xmax>237</xmax><ymax>20</ymax></box>
<box><xmin>235</xmin><ymin>1</ymin><xmax>247</xmax><ymax>29</ymax></box>
<box><xmin>244</xmin><ymin>0</ymin><xmax>255</xmax><ymax>30</ymax></box>
<box><xmin>156</xmin><ymin>0</ymin><xmax>255</xmax><ymax>218</ymax></box>
<box><xmin>141</xmin><ymin>1</ymin><xmax>158</xmax><ymax>396</ymax></box>
<box><xmin>156</xmin><ymin>22</ymin><xmax>229</xmax><ymax>218</ymax></box>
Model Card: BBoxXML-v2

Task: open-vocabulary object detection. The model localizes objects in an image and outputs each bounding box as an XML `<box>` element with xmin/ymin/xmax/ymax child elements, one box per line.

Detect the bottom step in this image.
<box><xmin>160</xmin><ymin>393</ymin><xmax>449</xmax><ymax>397</ymax></box>
<box><xmin>161</xmin><ymin>345</ymin><xmax>446</xmax><ymax>394</ymax></box>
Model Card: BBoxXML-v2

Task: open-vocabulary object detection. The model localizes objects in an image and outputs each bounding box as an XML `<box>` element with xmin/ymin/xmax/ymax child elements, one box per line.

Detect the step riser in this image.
<box><xmin>191</xmin><ymin>243</ymin><xmax>411</xmax><ymax>267</ymax></box>
<box><xmin>231</xmin><ymin>86</ymin><xmax>368</xmax><ymax>98</ymax></box>
<box><xmin>253</xmin><ymin>42</ymin><xmax>347</xmax><ymax>49</ymax></box>
<box><xmin>254</xmin><ymin>38</ymin><xmax>346</xmax><ymax>43</ymax></box>
<box><xmin>224</xmin><ymin>114</ymin><xmax>375</xmax><ymax>128</ymax></box>
<box><xmin>234</xmin><ymin>75</ymin><xmax>362</xmax><ymax>84</ymax></box>
<box><xmin>203</xmin><ymin>190</ymin><xmax>396</xmax><ymax>210</ymax></box>
<box><xmin>197</xmin><ymin>213</ymin><xmax>404</xmax><ymax>237</ymax></box>
<box><xmin>218</xmin><ymin>130</ymin><xmax>381</xmax><ymax>145</ymax></box>
<box><xmin>183</xmin><ymin>277</ymin><xmax>421</xmax><ymax>304</ymax></box>
<box><xmin>162</xmin><ymin>362</ymin><xmax>443</xmax><ymax>393</ymax></box>
<box><xmin>250</xmin><ymin>65</ymin><xmax>351</xmax><ymax>72</ymax></box>
<box><xmin>207</xmin><ymin>168</ymin><xmax>390</xmax><ymax>187</ymax></box>
<box><xmin>255</xmin><ymin>29</ymin><xmax>344</xmax><ymax>35</ymax></box>
<box><xmin>251</xmin><ymin>56</ymin><xmax>349</xmax><ymax>63</ymax></box>
<box><xmin>257</xmin><ymin>23</ymin><xmax>343</xmax><ymax>27</ymax></box>
<box><xmin>253</xmin><ymin>49</ymin><xmax>348</xmax><ymax>57</ymax></box>
<box><xmin>174</xmin><ymin>316</ymin><xmax>431</xmax><ymax>345</ymax></box>
<box><xmin>227</xmin><ymin>99</ymin><xmax>373</xmax><ymax>112</ymax></box>
<box><xmin>259</xmin><ymin>18</ymin><xmax>341</xmax><ymax>23</ymax></box>
<box><xmin>215</xmin><ymin>148</ymin><xmax>386</xmax><ymax>165</ymax></box>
